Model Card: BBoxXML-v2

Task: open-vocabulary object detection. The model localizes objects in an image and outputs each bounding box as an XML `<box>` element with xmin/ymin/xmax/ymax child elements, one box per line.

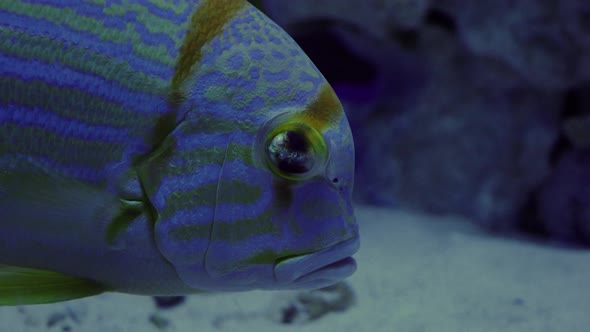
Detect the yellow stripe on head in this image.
<box><xmin>295</xmin><ymin>84</ymin><xmax>344</xmax><ymax>132</ymax></box>
<box><xmin>170</xmin><ymin>0</ymin><xmax>247</xmax><ymax>102</ymax></box>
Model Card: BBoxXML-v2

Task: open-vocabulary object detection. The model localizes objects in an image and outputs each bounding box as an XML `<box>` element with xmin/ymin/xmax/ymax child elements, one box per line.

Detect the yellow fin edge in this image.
<box><xmin>0</xmin><ymin>265</ymin><xmax>104</xmax><ymax>305</ymax></box>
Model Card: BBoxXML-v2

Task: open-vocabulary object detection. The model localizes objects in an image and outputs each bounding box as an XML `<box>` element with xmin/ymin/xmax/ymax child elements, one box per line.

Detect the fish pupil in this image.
<box><xmin>267</xmin><ymin>130</ymin><xmax>315</xmax><ymax>174</ymax></box>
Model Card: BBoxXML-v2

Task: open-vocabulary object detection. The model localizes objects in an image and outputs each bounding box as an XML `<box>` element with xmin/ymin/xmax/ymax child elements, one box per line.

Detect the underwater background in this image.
<box><xmin>2</xmin><ymin>0</ymin><xmax>590</xmax><ymax>331</ymax></box>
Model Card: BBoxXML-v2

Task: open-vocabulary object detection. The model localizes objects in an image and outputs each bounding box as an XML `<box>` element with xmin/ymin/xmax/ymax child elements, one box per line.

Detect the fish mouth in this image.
<box><xmin>273</xmin><ymin>235</ymin><xmax>360</xmax><ymax>288</ymax></box>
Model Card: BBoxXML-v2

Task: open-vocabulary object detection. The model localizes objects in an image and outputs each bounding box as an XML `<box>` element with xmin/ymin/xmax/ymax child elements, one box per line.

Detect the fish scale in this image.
<box><xmin>0</xmin><ymin>0</ymin><xmax>358</xmax><ymax>305</ymax></box>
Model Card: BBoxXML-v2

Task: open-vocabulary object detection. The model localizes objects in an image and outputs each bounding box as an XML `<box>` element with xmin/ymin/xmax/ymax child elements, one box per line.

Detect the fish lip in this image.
<box><xmin>273</xmin><ymin>234</ymin><xmax>360</xmax><ymax>285</ymax></box>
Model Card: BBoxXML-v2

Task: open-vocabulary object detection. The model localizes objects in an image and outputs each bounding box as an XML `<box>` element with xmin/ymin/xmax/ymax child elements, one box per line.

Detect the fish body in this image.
<box><xmin>0</xmin><ymin>0</ymin><xmax>358</xmax><ymax>304</ymax></box>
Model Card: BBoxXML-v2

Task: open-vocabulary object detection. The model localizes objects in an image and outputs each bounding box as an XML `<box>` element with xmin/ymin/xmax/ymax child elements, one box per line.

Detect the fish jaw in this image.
<box><xmin>273</xmin><ymin>234</ymin><xmax>359</xmax><ymax>289</ymax></box>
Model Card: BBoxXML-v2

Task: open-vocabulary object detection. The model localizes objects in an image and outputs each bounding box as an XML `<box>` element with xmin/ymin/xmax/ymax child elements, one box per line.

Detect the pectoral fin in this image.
<box><xmin>0</xmin><ymin>265</ymin><xmax>104</xmax><ymax>305</ymax></box>
<box><xmin>0</xmin><ymin>152</ymin><xmax>143</xmax><ymax>249</ymax></box>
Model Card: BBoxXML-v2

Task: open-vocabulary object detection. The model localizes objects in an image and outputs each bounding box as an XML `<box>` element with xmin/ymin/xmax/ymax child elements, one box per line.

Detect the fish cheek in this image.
<box><xmin>271</xmin><ymin>179</ymin><xmax>293</xmax><ymax>210</ymax></box>
<box><xmin>137</xmin><ymin>120</ymin><xmax>229</xmax><ymax>276</ymax></box>
<box><xmin>203</xmin><ymin>139</ymin><xmax>280</xmax><ymax>284</ymax></box>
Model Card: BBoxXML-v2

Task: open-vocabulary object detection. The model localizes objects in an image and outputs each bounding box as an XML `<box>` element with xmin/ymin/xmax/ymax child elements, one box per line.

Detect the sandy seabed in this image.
<box><xmin>1</xmin><ymin>206</ymin><xmax>589</xmax><ymax>332</ymax></box>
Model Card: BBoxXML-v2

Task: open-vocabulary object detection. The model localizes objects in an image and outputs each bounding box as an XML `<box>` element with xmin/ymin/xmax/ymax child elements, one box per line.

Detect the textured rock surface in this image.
<box><xmin>432</xmin><ymin>1</ymin><xmax>582</xmax><ymax>90</ymax></box>
<box><xmin>261</xmin><ymin>0</ymin><xmax>590</xmax><ymax>241</ymax></box>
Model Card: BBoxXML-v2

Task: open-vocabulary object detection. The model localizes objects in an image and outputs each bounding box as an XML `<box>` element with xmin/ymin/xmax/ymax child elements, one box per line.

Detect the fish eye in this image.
<box><xmin>267</xmin><ymin>130</ymin><xmax>314</xmax><ymax>174</ymax></box>
<box><xmin>264</xmin><ymin>122</ymin><xmax>327</xmax><ymax>180</ymax></box>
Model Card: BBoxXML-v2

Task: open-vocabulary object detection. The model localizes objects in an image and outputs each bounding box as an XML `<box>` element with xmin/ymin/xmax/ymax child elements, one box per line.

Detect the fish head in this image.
<box><xmin>162</xmin><ymin>88</ymin><xmax>359</xmax><ymax>291</ymax></box>
<box><xmin>157</xmin><ymin>92</ymin><xmax>359</xmax><ymax>292</ymax></box>
<box><xmin>147</xmin><ymin>2</ymin><xmax>358</xmax><ymax>291</ymax></box>
<box><xmin>199</xmin><ymin>86</ymin><xmax>359</xmax><ymax>291</ymax></box>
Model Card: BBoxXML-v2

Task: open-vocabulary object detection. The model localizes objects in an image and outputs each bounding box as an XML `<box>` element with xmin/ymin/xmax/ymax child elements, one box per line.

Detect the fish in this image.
<box><xmin>0</xmin><ymin>0</ymin><xmax>358</xmax><ymax>305</ymax></box>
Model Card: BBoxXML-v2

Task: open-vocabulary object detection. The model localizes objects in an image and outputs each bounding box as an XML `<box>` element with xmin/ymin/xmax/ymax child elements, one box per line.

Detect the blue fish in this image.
<box><xmin>0</xmin><ymin>0</ymin><xmax>358</xmax><ymax>305</ymax></box>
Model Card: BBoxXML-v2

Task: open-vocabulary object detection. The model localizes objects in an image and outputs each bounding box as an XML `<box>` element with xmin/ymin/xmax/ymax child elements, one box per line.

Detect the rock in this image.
<box><xmin>561</xmin><ymin>83</ymin><xmax>590</xmax><ymax>149</ymax></box>
<box><xmin>355</xmin><ymin>21</ymin><xmax>561</xmax><ymax>228</ymax></box>
<box><xmin>558</xmin><ymin>1</ymin><xmax>590</xmax><ymax>84</ymax></box>
<box><xmin>46</xmin><ymin>312</ymin><xmax>67</xmax><ymax>329</ymax></box>
<box><xmin>432</xmin><ymin>0</ymin><xmax>580</xmax><ymax>90</ymax></box>
<box><xmin>269</xmin><ymin>282</ymin><xmax>356</xmax><ymax>324</ymax></box>
<box><xmin>149</xmin><ymin>313</ymin><xmax>172</xmax><ymax>330</ymax></box>
<box><xmin>152</xmin><ymin>296</ymin><xmax>186</xmax><ymax>310</ymax></box>
<box><xmin>536</xmin><ymin>149</ymin><xmax>590</xmax><ymax>243</ymax></box>
<box><xmin>261</xmin><ymin>0</ymin><xmax>430</xmax><ymax>39</ymax></box>
<box><xmin>563</xmin><ymin>116</ymin><xmax>590</xmax><ymax>149</ymax></box>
